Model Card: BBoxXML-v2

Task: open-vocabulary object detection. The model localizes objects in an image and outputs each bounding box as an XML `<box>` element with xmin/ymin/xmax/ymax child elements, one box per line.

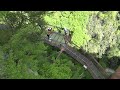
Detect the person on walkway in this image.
<box><xmin>83</xmin><ymin>65</ymin><xmax>87</xmax><ymax>70</ymax></box>
<box><xmin>69</xmin><ymin>31</ymin><xmax>73</xmax><ymax>44</ymax></box>
<box><xmin>63</xmin><ymin>28</ymin><xmax>71</xmax><ymax>44</ymax></box>
<box><xmin>47</xmin><ymin>27</ymin><xmax>52</xmax><ymax>41</ymax></box>
<box><xmin>64</xmin><ymin>28</ymin><xmax>69</xmax><ymax>36</ymax></box>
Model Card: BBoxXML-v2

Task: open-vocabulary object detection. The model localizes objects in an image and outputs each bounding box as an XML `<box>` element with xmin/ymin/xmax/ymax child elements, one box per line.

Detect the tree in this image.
<box><xmin>2</xmin><ymin>11</ymin><xmax>47</xmax><ymax>35</ymax></box>
<box><xmin>0</xmin><ymin>11</ymin><xmax>8</xmax><ymax>24</ymax></box>
<box><xmin>82</xmin><ymin>11</ymin><xmax>119</xmax><ymax>58</ymax></box>
<box><xmin>0</xmin><ymin>46</ymin><xmax>6</xmax><ymax>78</ymax></box>
<box><xmin>4</xmin><ymin>11</ymin><xmax>28</xmax><ymax>33</ymax></box>
<box><xmin>25</xmin><ymin>11</ymin><xmax>47</xmax><ymax>35</ymax></box>
<box><xmin>1</xmin><ymin>11</ymin><xmax>110</xmax><ymax>79</ymax></box>
<box><xmin>41</xmin><ymin>58</ymin><xmax>72</xmax><ymax>79</ymax></box>
<box><xmin>3</xmin><ymin>24</ymin><xmax>47</xmax><ymax>79</ymax></box>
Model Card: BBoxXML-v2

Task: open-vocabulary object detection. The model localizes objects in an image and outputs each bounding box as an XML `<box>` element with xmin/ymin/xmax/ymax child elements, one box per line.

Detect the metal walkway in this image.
<box><xmin>43</xmin><ymin>32</ymin><xmax>109</xmax><ymax>79</ymax></box>
<box><xmin>0</xmin><ymin>24</ymin><xmax>109</xmax><ymax>79</ymax></box>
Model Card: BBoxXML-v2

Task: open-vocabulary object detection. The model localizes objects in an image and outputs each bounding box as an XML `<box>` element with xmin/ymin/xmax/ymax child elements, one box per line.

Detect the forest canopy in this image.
<box><xmin>0</xmin><ymin>11</ymin><xmax>120</xmax><ymax>79</ymax></box>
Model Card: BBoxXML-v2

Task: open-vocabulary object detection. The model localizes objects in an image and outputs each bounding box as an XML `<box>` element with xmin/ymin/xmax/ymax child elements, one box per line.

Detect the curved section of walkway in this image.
<box><xmin>43</xmin><ymin>32</ymin><xmax>107</xmax><ymax>79</ymax></box>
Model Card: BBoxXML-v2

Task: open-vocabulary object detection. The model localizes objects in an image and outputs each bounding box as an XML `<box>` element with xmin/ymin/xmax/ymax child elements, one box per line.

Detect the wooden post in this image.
<box><xmin>55</xmin><ymin>46</ymin><xmax>65</xmax><ymax>60</ymax></box>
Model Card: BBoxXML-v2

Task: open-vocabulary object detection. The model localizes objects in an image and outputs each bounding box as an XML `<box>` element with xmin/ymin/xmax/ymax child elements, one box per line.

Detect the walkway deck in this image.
<box><xmin>43</xmin><ymin>32</ymin><xmax>109</xmax><ymax>79</ymax></box>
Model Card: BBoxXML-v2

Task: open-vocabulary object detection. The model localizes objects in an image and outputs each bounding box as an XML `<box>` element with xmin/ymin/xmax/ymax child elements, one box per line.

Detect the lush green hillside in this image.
<box><xmin>0</xmin><ymin>11</ymin><xmax>120</xmax><ymax>79</ymax></box>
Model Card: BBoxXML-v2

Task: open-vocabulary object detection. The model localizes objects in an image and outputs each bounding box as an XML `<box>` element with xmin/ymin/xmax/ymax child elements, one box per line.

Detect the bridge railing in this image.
<box><xmin>43</xmin><ymin>31</ymin><xmax>108</xmax><ymax>78</ymax></box>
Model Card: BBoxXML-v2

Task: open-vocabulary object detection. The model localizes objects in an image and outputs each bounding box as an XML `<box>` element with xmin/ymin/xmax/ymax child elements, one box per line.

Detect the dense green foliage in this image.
<box><xmin>82</xmin><ymin>12</ymin><xmax>119</xmax><ymax>57</ymax></box>
<box><xmin>0</xmin><ymin>11</ymin><xmax>120</xmax><ymax>79</ymax></box>
<box><xmin>1</xmin><ymin>24</ymin><xmax>90</xmax><ymax>79</ymax></box>
<box><xmin>44</xmin><ymin>11</ymin><xmax>91</xmax><ymax>47</ymax></box>
<box><xmin>81</xmin><ymin>11</ymin><xmax>120</xmax><ymax>69</ymax></box>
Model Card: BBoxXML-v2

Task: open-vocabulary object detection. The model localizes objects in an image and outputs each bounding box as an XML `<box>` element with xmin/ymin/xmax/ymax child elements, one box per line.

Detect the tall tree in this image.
<box><xmin>82</xmin><ymin>11</ymin><xmax>119</xmax><ymax>58</ymax></box>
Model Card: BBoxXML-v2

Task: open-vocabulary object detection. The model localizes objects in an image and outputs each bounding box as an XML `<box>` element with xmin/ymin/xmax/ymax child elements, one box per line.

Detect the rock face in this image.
<box><xmin>110</xmin><ymin>67</ymin><xmax>120</xmax><ymax>79</ymax></box>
